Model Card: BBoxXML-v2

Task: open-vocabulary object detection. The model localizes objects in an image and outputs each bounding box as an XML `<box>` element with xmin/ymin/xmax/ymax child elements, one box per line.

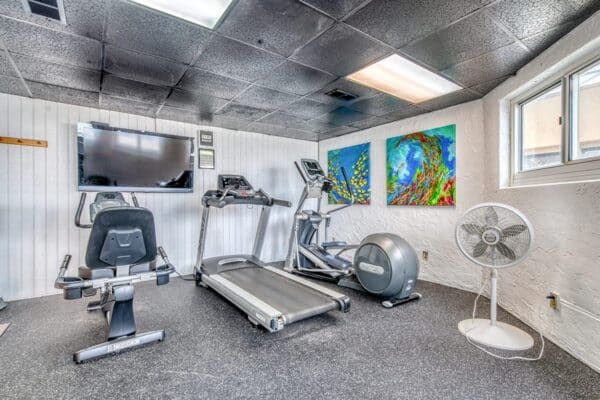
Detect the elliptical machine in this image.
<box><xmin>284</xmin><ymin>159</ymin><xmax>421</xmax><ymax>308</ymax></box>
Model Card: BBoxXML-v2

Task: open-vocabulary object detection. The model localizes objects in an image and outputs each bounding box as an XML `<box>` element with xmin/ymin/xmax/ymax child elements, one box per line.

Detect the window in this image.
<box><xmin>511</xmin><ymin>56</ymin><xmax>600</xmax><ymax>186</ymax></box>
<box><xmin>570</xmin><ymin>60</ymin><xmax>600</xmax><ymax>161</ymax></box>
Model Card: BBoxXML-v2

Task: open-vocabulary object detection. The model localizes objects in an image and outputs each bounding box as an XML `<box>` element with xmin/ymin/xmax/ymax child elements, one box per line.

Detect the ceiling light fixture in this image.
<box><xmin>347</xmin><ymin>54</ymin><xmax>462</xmax><ymax>103</ymax></box>
<box><xmin>129</xmin><ymin>0</ymin><xmax>234</xmax><ymax>29</ymax></box>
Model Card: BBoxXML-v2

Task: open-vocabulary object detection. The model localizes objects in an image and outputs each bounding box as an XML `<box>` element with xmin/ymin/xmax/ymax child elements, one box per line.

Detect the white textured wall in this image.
<box><xmin>483</xmin><ymin>12</ymin><xmax>600</xmax><ymax>372</ymax></box>
<box><xmin>0</xmin><ymin>93</ymin><xmax>316</xmax><ymax>301</ymax></box>
<box><xmin>318</xmin><ymin>100</ymin><xmax>486</xmax><ymax>292</ymax></box>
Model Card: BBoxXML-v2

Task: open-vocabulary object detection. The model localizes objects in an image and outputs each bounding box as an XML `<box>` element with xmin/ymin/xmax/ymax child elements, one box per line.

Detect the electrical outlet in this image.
<box><xmin>422</xmin><ymin>250</ymin><xmax>429</xmax><ymax>261</ymax></box>
<box><xmin>548</xmin><ymin>291</ymin><xmax>560</xmax><ymax>310</ymax></box>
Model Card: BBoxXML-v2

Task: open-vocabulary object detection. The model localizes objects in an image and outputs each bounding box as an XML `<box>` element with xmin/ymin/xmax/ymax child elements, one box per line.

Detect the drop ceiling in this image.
<box><xmin>0</xmin><ymin>0</ymin><xmax>597</xmax><ymax>141</ymax></box>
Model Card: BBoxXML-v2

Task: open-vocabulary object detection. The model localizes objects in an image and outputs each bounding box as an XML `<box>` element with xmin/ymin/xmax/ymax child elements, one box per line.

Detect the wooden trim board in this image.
<box><xmin>0</xmin><ymin>136</ymin><xmax>48</xmax><ymax>148</ymax></box>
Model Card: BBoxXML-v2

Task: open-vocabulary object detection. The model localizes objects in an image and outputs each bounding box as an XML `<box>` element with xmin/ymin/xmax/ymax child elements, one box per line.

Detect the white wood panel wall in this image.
<box><xmin>0</xmin><ymin>93</ymin><xmax>317</xmax><ymax>301</ymax></box>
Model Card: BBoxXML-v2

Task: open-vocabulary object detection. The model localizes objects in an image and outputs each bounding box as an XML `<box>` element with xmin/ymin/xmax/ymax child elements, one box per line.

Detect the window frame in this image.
<box><xmin>510</xmin><ymin>54</ymin><xmax>600</xmax><ymax>187</ymax></box>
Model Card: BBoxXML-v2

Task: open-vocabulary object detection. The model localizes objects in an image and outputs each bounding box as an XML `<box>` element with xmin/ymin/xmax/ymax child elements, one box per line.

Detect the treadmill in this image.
<box><xmin>194</xmin><ymin>175</ymin><xmax>350</xmax><ymax>332</ymax></box>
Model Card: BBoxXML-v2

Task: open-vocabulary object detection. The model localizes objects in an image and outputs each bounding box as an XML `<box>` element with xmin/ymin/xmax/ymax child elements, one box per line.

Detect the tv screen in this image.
<box><xmin>77</xmin><ymin>122</ymin><xmax>194</xmax><ymax>192</ymax></box>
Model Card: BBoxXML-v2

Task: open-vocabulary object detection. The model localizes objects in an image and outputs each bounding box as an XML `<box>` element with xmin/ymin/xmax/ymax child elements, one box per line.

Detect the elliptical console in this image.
<box><xmin>285</xmin><ymin>159</ymin><xmax>421</xmax><ymax>308</ymax></box>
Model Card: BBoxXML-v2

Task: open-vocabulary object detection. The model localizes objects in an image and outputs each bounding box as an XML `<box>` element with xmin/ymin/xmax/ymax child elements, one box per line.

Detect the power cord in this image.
<box><xmin>464</xmin><ymin>280</ymin><xmax>545</xmax><ymax>361</ymax></box>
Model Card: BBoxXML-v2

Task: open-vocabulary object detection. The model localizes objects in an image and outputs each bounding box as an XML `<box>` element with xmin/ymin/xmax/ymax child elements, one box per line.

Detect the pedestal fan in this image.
<box><xmin>456</xmin><ymin>203</ymin><xmax>536</xmax><ymax>352</ymax></box>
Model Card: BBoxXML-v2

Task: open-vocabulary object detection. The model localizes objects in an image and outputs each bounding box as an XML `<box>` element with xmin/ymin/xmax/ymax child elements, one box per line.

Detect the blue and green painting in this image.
<box><xmin>327</xmin><ymin>143</ymin><xmax>370</xmax><ymax>205</ymax></box>
<box><xmin>386</xmin><ymin>124</ymin><xmax>456</xmax><ymax>206</ymax></box>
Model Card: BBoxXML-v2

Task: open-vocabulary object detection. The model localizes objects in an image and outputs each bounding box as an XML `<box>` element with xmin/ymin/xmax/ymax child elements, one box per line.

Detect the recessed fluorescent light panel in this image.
<box><xmin>129</xmin><ymin>0</ymin><xmax>234</xmax><ymax>29</ymax></box>
<box><xmin>347</xmin><ymin>54</ymin><xmax>462</xmax><ymax>103</ymax></box>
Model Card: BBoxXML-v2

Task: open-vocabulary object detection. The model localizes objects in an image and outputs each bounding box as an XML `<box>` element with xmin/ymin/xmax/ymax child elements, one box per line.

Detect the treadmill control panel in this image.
<box><xmin>300</xmin><ymin>159</ymin><xmax>326</xmax><ymax>179</ymax></box>
<box><xmin>218</xmin><ymin>175</ymin><xmax>255</xmax><ymax>197</ymax></box>
<box><xmin>202</xmin><ymin>175</ymin><xmax>289</xmax><ymax>208</ymax></box>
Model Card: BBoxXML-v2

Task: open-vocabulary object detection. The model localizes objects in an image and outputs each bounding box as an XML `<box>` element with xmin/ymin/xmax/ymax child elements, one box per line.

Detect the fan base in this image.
<box><xmin>458</xmin><ymin>319</ymin><xmax>534</xmax><ymax>351</ymax></box>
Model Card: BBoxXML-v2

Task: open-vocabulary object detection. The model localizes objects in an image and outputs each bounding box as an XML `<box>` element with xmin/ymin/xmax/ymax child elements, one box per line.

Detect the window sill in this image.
<box><xmin>510</xmin><ymin>158</ymin><xmax>600</xmax><ymax>187</ymax></box>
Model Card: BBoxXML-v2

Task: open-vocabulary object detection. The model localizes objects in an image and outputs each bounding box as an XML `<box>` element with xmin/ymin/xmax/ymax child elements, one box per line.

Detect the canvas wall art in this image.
<box><xmin>327</xmin><ymin>142</ymin><xmax>370</xmax><ymax>205</ymax></box>
<box><xmin>386</xmin><ymin>124</ymin><xmax>456</xmax><ymax>206</ymax></box>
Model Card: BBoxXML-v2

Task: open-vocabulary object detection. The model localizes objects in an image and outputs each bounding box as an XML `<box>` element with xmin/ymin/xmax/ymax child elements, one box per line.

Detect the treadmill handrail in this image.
<box><xmin>202</xmin><ymin>189</ymin><xmax>291</xmax><ymax>208</ymax></box>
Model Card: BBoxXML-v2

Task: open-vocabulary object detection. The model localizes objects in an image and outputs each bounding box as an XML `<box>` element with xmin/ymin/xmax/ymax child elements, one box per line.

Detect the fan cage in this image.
<box><xmin>455</xmin><ymin>202</ymin><xmax>534</xmax><ymax>269</ymax></box>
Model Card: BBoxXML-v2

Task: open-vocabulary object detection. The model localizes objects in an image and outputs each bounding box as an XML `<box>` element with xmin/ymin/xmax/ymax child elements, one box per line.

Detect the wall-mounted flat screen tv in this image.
<box><xmin>78</xmin><ymin>122</ymin><xmax>194</xmax><ymax>192</ymax></box>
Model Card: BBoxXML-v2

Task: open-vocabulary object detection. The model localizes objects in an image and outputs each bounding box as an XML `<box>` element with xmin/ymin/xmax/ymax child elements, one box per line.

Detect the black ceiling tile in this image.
<box><xmin>314</xmin><ymin>106</ymin><xmax>371</xmax><ymax>126</ymax></box>
<box><xmin>0</xmin><ymin>75</ymin><xmax>30</xmax><ymax>97</ymax></box>
<box><xmin>101</xmin><ymin>74</ymin><xmax>169</xmax><ymax>104</ymax></box>
<box><xmin>200</xmin><ymin>114</ymin><xmax>249</xmax><ymax>130</ymax></box>
<box><xmin>12</xmin><ymin>53</ymin><xmax>100</xmax><ymax>92</ymax></box>
<box><xmin>418</xmin><ymin>89</ymin><xmax>481</xmax><ymax>112</ymax></box>
<box><xmin>176</xmin><ymin>68</ymin><xmax>249</xmax><ymax>100</ymax></box>
<box><xmin>402</xmin><ymin>12</ymin><xmax>515</xmax><ymax>71</ymax></box>
<box><xmin>345</xmin><ymin>0</ymin><xmax>486</xmax><ymax>48</ymax></box>
<box><xmin>381</xmin><ymin>105</ymin><xmax>428</xmax><ymax>121</ymax></box>
<box><xmin>216</xmin><ymin>102</ymin><xmax>270</xmax><ymax>121</ymax></box>
<box><xmin>521</xmin><ymin>18</ymin><xmax>583</xmax><ymax>54</ymax></box>
<box><xmin>217</xmin><ymin>0</ymin><xmax>334</xmax><ymax>57</ymax></box>
<box><xmin>0</xmin><ymin>51</ymin><xmax>18</xmax><ymax>78</ymax></box>
<box><xmin>257</xmin><ymin>111</ymin><xmax>309</xmax><ymax>128</ymax></box>
<box><xmin>300</xmin><ymin>0</ymin><xmax>367</xmax><ymax>19</ymax></box>
<box><xmin>290</xmin><ymin>23</ymin><xmax>391</xmax><ymax>76</ymax></box>
<box><xmin>348</xmin><ymin>115</ymin><xmax>392</xmax><ymax>130</ymax></box>
<box><xmin>105</xmin><ymin>0</ymin><xmax>211</xmax><ymax>64</ymax></box>
<box><xmin>348</xmin><ymin>93</ymin><xmax>412</xmax><ymax>117</ymax></box>
<box><xmin>257</xmin><ymin>60</ymin><xmax>336</xmax><ymax>96</ymax></box>
<box><xmin>319</xmin><ymin>125</ymin><xmax>358</xmax><ymax>138</ymax></box>
<box><xmin>284</xmin><ymin>98</ymin><xmax>338</xmax><ymax>119</ymax></box>
<box><xmin>233</xmin><ymin>85</ymin><xmax>300</xmax><ymax>110</ymax></box>
<box><xmin>104</xmin><ymin>46</ymin><xmax>188</xmax><ymax>86</ymax></box>
<box><xmin>488</xmin><ymin>0</ymin><xmax>583</xmax><ymax>39</ymax></box>
<box><xmin>247</xmin><ymin>121</ymin><xmax>316</xmax><ymax>139</ymax></box>
<box><xmin>442</xmin><ymin>43</ymin><xmax>533</xmax><ymax>87</ymax></box>
<box><xmin>100</xmin><ymin>94</ymin><xmax>158</xmax><ymax>117</ymax></box>
<box><xmin>246</xmin><ymin>121</ymin><xmax>285</xmax><ymax>136</ymax></box>
<box><xmin>157</xmin><ymin>106</ymin><xmax>200</xmax><ymax>124</ymax></box>
<box><xmin>194</xmin><ymin>35</ymin><xmax>285</xmax><ymax>82</ymax></box>
<box><xmin>303</xmin><ymin>118</ymin><xmax>338</xmax><ymax>133</ymax></box>
<box><xmin>165</xmin><ymin>89</ymin><xmax>229</xmax><ymax>114</ymax></box>
<box><xmin>0</xmin><ymin>0</ymin><xmax>106</xmax><ymax>40</ymax></box>
<box><xmin>567</xmin><ymin>0</ymin><xmax>600</xmax><ymax>15</ymax></box>
<box><xmin>29</xmin><ymin>81</ymin><xmax>99</xmax><ymax>108</ymax></box>
<box><xmin>469</xmin><ymin>76</ymin><xmax>511</xmax><ymax>95</ymax></box>
<box><xmin>0</xmin><ymin>16</ymin><xmax>101</xmax><ymax>70</ymax></box>
<box><xmin>286</xmin><ymin>130</ymin><xmax>319</xmax><ymax>141</ymax></box>
<box><xmin>307</xmin><ymin>78</ymin><xmax>381</xmax><ymax>105</ymax></box>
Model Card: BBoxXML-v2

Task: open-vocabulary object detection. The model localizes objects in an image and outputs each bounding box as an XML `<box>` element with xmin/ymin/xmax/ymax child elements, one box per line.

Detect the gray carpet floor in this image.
<box><xmin>0</xmin><ymin>275</ymin><xmax>598</xmax><ymax>400</ymax></box>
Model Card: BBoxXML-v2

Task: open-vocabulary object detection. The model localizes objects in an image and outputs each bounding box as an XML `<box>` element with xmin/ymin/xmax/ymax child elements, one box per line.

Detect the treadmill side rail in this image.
<box><xmin>203</xmin><ymin>274</ymin><xmax>286</xmax><ymax>332</ymax></box>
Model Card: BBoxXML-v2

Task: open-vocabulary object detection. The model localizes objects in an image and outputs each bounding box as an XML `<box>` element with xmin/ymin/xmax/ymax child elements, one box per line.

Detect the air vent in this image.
<box><xmin>23</xmin><ymin>0</ymin><xmax>66</xmax><ymax>23</ymax></box>
<box><xmin>325</xmin><ymin>89</ymin><xmax>359</xmax><ymax>102</ymax></box>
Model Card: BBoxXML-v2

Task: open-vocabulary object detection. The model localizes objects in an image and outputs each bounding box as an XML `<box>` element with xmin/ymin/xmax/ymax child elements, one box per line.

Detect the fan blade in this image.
<box><xmin>485</xmin><ymin>206</ymin><xmax>498</xmax><ymax>226</ymax></box>
<box><xmin>495</xmin><ymin>242</ymin><xmax>516</xmax><ymax>261</ymax></box>
<box><xmin>502</xmin><ymin>224</ymin><xmax>527</xmax><ymax>237</ymax></box>
<box><xmin>472</xmin><ymin>241</ymin><xmax>488</xmax><ymax>258</ymax></box>
<box><xmin>461</xmin><ymin>223</ymin><xmax>485</xmax><ymax>235</ymax></box>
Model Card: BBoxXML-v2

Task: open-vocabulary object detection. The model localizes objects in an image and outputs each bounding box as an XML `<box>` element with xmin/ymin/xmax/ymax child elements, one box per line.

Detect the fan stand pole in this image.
<box><xmin>490</xmin><ymin>269</ymin><xmax>497</xmax><ymax>326</ymax></box>
<box><xmin>458</xmin><ymin>268</ymin><xmax>534</xmax><ymax>351</ymax></box>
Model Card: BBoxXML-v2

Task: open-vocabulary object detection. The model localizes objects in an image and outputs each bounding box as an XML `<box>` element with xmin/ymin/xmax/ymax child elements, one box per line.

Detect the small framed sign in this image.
<box><xmin>198</xmin><ymin>130</ymin><xmax>213</xmax><ymax>147</ymax></box>
<box><xmin>198</xmin><ymin>148</ymin><xmax>215</xmax><ymax>169</ymax></box>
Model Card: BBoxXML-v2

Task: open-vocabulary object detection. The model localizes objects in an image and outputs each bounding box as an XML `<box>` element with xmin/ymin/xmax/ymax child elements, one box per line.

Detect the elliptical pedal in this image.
<box><xmin>381</xmin><ymin>293</ymin><xmax>422</xmax><ymax>309</ymax></box>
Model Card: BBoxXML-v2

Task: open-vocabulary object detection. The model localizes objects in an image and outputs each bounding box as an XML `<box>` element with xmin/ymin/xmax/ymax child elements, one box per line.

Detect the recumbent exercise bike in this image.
<box><xmin>55</xmin><ymin>192</ymin><xmax>176</xmax><ymax>363</ymax></box>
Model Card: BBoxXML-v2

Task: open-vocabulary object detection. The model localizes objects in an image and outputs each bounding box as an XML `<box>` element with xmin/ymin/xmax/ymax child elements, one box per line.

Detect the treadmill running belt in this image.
<box><xmin>219</xmin><ymin>264</ymin><xmax>339</xmax><ymax>323</ymax></box>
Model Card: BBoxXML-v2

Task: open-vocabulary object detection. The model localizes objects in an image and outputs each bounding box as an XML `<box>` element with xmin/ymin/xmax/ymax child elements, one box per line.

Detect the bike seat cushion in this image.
<box><xmin>78</xmin><ymin>266</ymin><xmax>114</xmax><ymax>280</ymax></box>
